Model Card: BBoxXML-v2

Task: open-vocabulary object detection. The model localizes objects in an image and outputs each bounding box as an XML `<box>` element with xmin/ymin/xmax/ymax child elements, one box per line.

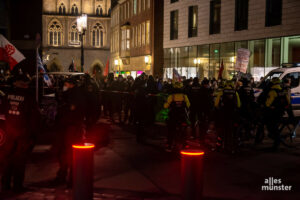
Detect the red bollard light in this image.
<box><xmin>181</xmin><ymin>149</ymin><xmax>205</xmax><ymax>200</ymax></box>
<box><xmin>72</xmin><ymin>143</ymin><xmax>95</xmax><ymax>200</ymax></box>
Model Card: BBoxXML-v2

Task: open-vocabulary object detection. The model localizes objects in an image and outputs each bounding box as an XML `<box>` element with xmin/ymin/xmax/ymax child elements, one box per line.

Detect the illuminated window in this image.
<box><xmin>69</xmin><ymin>23</ymin><xmax>80</xmax><ymax>46</ymax></box>
<box><xmin>142</xmin><ymin>22</ymin><xmax>145</xmax><ymax>46</ymax></box>
<box><xmin>96</xmin><ymin>5</ymin><xmax>103</xmax><ymax>16</ymax></box>
<box><xmin>138</xmin><ymin>24</ymin><xmax>141</xmax><ymax>47</ymax></box>
<box><xmin>131</xmin><ymin>27</ymin><xmax>135</xmax><ymax>47</ymax></box>
<box><xmin>134</xmin><ymin>0</ymin><xmax>137</xmax><ymax>14</ymax></box>
<box><xmin>71</xmin><ymin>4</ymin><xmax>79</xmax><ymax>15</ymax></box>
<box><xmin>48</xmin><ymin>20</ymin><xmax>63</xmax><ymax>46</ymax></box>
<box><xmin>146</xmin><ymin>20</ymin><xmax>150</xmax><ymax>45</ymax></box>
<box><xmin>92</xmin><ymin>23</ymin><xmax>104</xmax><ymax>47</ymax></box>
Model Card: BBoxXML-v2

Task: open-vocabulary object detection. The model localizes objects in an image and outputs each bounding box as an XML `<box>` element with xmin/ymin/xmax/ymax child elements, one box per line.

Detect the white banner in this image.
<box><xmin>235</xmin><ymin>48</ymin><xmax>250</xmax><ymax>74</ymax></box>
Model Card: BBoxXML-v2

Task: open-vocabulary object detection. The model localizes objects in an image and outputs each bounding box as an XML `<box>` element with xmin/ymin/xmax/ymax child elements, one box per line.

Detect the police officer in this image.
<box><xmin>188</xmin><ymin>77</ymin><xmax>201</xmax><ymax>139</ymax></box>
<box><xmin>164</xmin><ymin>82</ymin><xmax>190</xmax><ymax>152</ymax></box>
<box><xmin>215</xmin><ymin>80</ymin><xmax>241</xmax><ymax>153</ymax></box>
<box><xmin>55</xmin><ymin>77</ymin><xmax>86</xmax><ymax>185</ymax></box>
<box><xmin>265</xmin><ymin>77</ymin><xmax>290</xmax><ymax>151</ymax></box>
<box><xmin>238</xmin><ymin>78</ymin><xmax>255</xmax><ymax>138</ymax></box>
<box><xmin>1</xmin><ymin>74</ymin><xmax>38</xmax><ymax>192</ymax></box>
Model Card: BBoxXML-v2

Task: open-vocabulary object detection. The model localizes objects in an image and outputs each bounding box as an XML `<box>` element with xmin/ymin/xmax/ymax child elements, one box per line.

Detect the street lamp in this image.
<box><xmin>114</xmin><ymin>59</ymin><xmax>120</xmax><ymax>75</ymax></box>
<box><xmin>77</xmin><ymin>14</ymin><xmax>87</xmax><ymax>72</ymax></box>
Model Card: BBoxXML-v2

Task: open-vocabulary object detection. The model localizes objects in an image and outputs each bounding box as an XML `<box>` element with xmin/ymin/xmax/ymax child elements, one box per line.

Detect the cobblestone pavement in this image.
<box><xmin>1</xmin><ymin>119</ymin><xmax>300</xmax><ymax>200</ymax></box>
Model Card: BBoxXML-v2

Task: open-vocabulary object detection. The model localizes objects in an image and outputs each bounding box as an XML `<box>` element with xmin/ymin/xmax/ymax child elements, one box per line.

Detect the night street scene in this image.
<box><xmin>1</xmin><ymin>0</ymin><xmax>300</xmax><ymax>200</ymax></box>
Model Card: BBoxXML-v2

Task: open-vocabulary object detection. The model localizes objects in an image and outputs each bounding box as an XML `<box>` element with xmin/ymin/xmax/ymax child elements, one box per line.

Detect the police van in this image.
<box><xmin>255</xmin><ymin>63</ymin><xmax>300</xmax><ymax>116</ymax></box>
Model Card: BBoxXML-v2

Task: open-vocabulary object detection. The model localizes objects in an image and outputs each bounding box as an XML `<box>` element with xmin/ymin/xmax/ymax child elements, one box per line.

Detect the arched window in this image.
<box><xmin>71</xmin><ymin>4</ymin><xmax>79</xmax><ymax>15</ymax></box>
<box><xmin>48</xmin><ymin>20</ymin><xmax>63</xmax><ymax>46</ymax></box>
<box><xmin>59</xmin><ymin>3</ymin><xmax>66</xmax><ymax>14</ymax></box>
<box><xmin>108</xmin><ymin>8</ymin><xmax>111</xmax><ymax>16</ymax></box>
<box><xmin>69</xmin><ymin>23</ymin><xmax>80</xmax><ymax>46</ymax></box>
<box><xmin>96</xmin><ymin>5</ymin><xmax>103</xmax><ymax>16</ymax></box>
<box><xmin>92</xmin><ymin>23</ymin><xmax>104</xmax><ymax>47</ymax></box>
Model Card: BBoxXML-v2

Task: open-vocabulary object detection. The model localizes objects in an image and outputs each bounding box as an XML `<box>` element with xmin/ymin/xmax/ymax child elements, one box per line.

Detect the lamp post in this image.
<box><xmin>77</xmin><ymin>14</ymin><xmax>87</xmax><ymax>72</ymax></box>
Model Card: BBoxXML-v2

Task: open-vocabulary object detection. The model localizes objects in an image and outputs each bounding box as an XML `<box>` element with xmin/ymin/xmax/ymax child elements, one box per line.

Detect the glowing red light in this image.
<box><xmin>72</xmin><ymin>143</ymin><xmax>95</xmax><ymax>149</ymax></box>
<box><xmin>181</xmin><ymin>150</ymin><xmax>204</xmax><ymax>156</ymax></box>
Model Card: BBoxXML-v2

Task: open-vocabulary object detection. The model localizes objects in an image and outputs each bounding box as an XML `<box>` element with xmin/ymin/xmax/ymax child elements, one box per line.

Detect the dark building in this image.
<box><xmin>1</xmin><ymin>0</ymin><xmax>42</xmax><ymax>74</ymax></box>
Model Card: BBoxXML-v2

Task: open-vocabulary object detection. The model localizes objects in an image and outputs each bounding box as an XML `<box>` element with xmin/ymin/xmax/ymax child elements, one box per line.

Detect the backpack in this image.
<box><xmin>169</xmin><ymin>94</ymin><xmax>188</xmax><ymax>123</ymax></box>
<box><xmin>220</xmin><ymin>89</ymin><xmax>238</xmax><ymax>110</ymax></box>
<box><xmin>272</xmin><ymin>88</ymin><xmax>289</xmax><ymax>111</ymax></box>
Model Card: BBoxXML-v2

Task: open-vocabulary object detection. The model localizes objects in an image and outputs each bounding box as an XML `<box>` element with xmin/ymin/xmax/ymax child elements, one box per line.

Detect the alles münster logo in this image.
<box><xmin>261</xmin><ymin>177</ymin><xmax>292</xmax><ymax>191</ymax></box>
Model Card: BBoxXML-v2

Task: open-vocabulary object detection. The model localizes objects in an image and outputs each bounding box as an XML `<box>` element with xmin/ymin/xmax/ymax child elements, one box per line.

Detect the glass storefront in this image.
<box><xmin>163</xmin><ymin>35</ymin><xmax>300</xmax><ymax>81</ymax></box>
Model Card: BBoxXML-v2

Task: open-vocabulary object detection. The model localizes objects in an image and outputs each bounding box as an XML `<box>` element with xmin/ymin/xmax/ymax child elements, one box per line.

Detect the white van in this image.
<box><xmin>255</xmin><ymin>63</ymin><xmax>300</xmax><ymax>116</ymax></box>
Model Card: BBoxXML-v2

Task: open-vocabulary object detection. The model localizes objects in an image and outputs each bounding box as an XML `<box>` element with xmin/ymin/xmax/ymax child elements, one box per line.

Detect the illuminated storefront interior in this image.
<box><xmin>164</xmin><ymin>35</ymin><xmax>300</xmax><ymax>81</ymax></box>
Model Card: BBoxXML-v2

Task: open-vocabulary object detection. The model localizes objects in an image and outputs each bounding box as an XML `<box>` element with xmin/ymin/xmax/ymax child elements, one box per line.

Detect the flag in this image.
<box><xmin>104</xmin><ymin>58</ymin><xmax>109</xmax><ymax>76</ymax></box>
<box><xmin>37</xmin><ymin>50</ymin><xmax>52</xmax><ymax>87</ymax></box>
<box><xmin>173</xmin><ymin>68</ymin><xmax>181</xmax><ymax>82</ymax></box>
<box><xmin>218</xmin><ymin>59</ymin><xmax>224</xmax><ymax>80</ymax></box>
<box><xmin>0</xmin><ymin>34</ymin><xmax>25</xmax><ymax>70</ymax></box>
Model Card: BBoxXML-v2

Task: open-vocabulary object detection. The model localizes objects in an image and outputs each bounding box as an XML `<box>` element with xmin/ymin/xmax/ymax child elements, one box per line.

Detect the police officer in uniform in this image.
<box><xmin>265</xmin><ymin>77</ymin><xmax>290</xmax><ymax>151</ymax></box>
<box><xmin>55</xmin><ymin>77</ymin><xmax>86</xmax><ymax>185</ymax></box>
<box><xmin>164</xmin><ymin>82</ymin><xmax>190</xmax><ymax>152</ymax></box>
<box><xmin>215</xmin><ymin>80</ymin><xmax>241</xmax><ymax>153</ymax></box>
<box><xmin>1</xmin><ymin>75</ymin><xmax>38</xmax><ymax>192</ymax></box>
<box><xmin>238</xmin><ymin>78</ymin><xmax>255</xmax><ymax>138</ymax></box>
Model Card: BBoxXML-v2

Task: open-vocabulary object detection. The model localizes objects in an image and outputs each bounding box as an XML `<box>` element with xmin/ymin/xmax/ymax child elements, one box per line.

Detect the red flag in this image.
<box><xmin>104</xmin><ymin>58</ymin><xmax>109</xmax><ymax>76</ymax></box>
<box><xmin>0</xmin><ymin>34</ymin><xmax>26</xmax><ymax>70</ymax></box>
<box><xmin>218</xmin><ymin>59</ymin><xmax>224</xmax><ymax>80</ymax></box>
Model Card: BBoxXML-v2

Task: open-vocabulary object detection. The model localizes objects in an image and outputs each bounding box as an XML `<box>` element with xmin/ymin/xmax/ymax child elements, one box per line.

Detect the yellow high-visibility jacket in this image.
<box><xmin>265</xmin><ymin>84</ymin><xmax>290</xmax><ymax>108</ymax></box>
<box><xmin>214</xmin><ymin>87</ymin><xmax>241</xmax><ymax>108</ymax></box>
<box><xmin>164</xmin><ymin>93</ymin><xmax>190</xmax><ymax>109</ymax></box>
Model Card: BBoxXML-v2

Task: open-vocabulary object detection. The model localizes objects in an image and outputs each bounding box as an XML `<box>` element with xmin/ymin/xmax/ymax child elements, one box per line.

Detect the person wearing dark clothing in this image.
<box><xmin>146</xmin><ymin>75</ymin><xmax>157</xmax><ymax>126</ymax></box>
<box><xmin>83</xmin><ymin>75</ymin><xmax>100</xmax><ymax>129</ymax></box>
<box><xmin>215</xmin><ymin>80</ymin><xmax>241</xmax><ymax>153</ymax></box>
<box><xmin>132</xmin><ymin>77</ymin><xmax>148</xmax><ymax>143</ymax></box>
<box><xmin>124</xmin><ymin>76</ymin><xmax>135</xmax><ymax>124</ymax></box>
<box><xmin>188</xmin><ymin>78</ymin><xmax>201</xmax><ymax>139</ymax></box>
<box><xmin>111</xmin><ymin>75</ymin><xmax>126</xmax><ymax>123</ymax></box>
<box><xmin>238</xmin><ymin>78</ymin><xmax>255</xmax><ymax>138</ymax></box>
<box><xmin>103</xmin><ymin>73</ymin><xmax>114</xmax><ymax>120</ymax></box>
<box><xmin>265</xmin><ymin>77</ymin><xmax>290</xmax><ymax>151</ymax></box>
<box><xmin>55</xmin><ymin>77</ymin><xmax>86</xmax><ymax>185</ymax></box>
<box><xmin>1</xmin><ymin>75</ymin><xmax>39</xmax><ymax>192</ymax></box>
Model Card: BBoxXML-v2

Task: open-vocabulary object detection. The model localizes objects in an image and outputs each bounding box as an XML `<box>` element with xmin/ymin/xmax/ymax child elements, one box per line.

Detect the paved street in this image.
<box><xmin>1</xmin><ymin>119</ymin><xmax>300</xmax><ymax>200</ymax></box>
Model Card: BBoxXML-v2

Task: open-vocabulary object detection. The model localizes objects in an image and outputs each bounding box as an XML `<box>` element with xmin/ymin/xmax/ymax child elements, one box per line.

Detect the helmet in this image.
<box><xmin>173</xmin><ymin>82</ymin><xmax>183</xmax><ymax>89</ymax></box>
<box><xmin>271</xmin><ymin>77</ymin><xmax>281</xmax><ymax>85</ymax></box>
<box><xmin>225</xmin><ymin>80</ymin><xmax>235</xmax><ymax>89</ymax></box>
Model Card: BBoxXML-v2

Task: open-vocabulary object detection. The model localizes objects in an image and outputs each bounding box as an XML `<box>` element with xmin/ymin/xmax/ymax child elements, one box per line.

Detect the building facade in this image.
<box><xmin>164</xmin><ymin>0</ymin><xmax>300</xmax><ymax>81</ymax></box>
<box><xmin>42</xmin><ymin>0</ymin><xmax>111</xmax><ymax>73</ymax></box>
<box><xmin>110</xmin><ymin>0</ymin><xmax>163</xmax><ymax>78</ymax></box>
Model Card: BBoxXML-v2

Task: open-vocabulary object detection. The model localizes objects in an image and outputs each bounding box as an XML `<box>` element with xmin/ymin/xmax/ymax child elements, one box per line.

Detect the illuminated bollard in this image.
<box><xmin>72</xmin><ymin>143</ymin><xmax>95</xmax><ymax>200</ymax></box>
<box><xmin>181</xmin><ymin>150</ymin><xmax>205</xmax><ymax>200</ymax></box>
